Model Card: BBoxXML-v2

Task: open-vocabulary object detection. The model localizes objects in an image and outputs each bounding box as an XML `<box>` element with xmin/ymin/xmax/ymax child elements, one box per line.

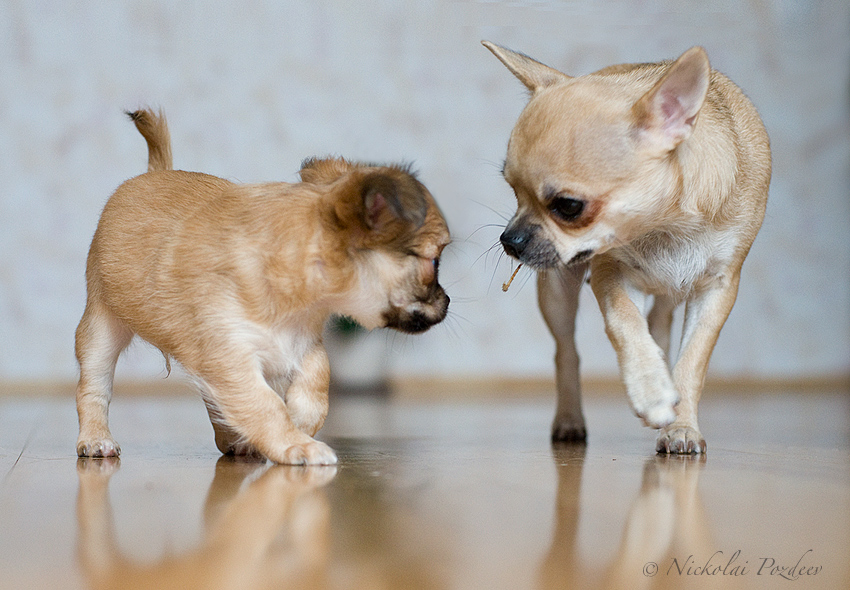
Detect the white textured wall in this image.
<box><xmin>1</xmin><ymin>1</ymin><xmax>848</xmax><ymax>383</ymax></box>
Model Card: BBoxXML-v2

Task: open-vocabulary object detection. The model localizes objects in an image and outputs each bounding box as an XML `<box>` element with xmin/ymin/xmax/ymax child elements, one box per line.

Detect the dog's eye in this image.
<box><xmin>548</xmin><ymin>197</ymin><xmax>585</xmax><ymax>221</ymax></box>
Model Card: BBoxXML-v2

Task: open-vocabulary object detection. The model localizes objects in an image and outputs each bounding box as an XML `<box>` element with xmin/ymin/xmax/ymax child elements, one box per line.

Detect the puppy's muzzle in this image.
<box><xmin>384</xmin><ymin>287</ymin><xmax>450</xmax><ymax>334</ymax></box>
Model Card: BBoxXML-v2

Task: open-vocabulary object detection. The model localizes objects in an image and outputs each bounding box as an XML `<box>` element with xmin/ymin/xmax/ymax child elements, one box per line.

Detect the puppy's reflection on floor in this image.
<box><xmin>540</xmin><ymin>447</ymin><xmax>712</xmax><ymax>590</ymax></box>
<box><xmin>76</xmin><ymin>456</ymin><xmax>336</xmax><ymax>590</ymax></box>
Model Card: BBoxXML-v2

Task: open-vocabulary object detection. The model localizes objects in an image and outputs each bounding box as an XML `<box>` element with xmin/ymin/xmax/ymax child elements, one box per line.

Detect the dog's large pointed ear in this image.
<box><xmin>362</xmin><ymin>172</ymin><xmax>427</xmax><ymax>233</ymax></box>
<box><xmin>482</xmin><ymin>41</ymin><xmax>571</xmax><ymax>92</ymax></box>
<box><xmin>633</xmin><ymin>46</ymin><xmax>710</xmax><ymax>152</ymax></box>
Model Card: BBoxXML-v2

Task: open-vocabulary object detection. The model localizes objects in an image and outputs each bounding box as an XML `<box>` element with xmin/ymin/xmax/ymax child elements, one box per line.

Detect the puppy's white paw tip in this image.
<box><xmin>280</xmin><ymin>441</ymin><xmax>338</xmax><ymax>466</ymax></box>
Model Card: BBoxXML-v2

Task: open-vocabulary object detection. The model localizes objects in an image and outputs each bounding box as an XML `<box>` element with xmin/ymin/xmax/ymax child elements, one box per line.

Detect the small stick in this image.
<box><xmin>502</xmin><ymin>264</ymin><xmax>523</xmax><ymax>292</ymax></box>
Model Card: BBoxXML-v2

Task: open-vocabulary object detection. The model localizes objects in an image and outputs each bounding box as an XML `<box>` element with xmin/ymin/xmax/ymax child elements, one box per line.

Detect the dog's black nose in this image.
<box><xmin>500</xmin><ymin>226</ymin><xmax>530</xmax><ymax>259</ymax></box>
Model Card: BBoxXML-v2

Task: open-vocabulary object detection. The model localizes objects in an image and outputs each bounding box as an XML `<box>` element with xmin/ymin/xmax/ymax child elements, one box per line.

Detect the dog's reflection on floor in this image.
<box><xmin>76</xmin><ymin>456</ymin><xmax>336</xmax><ymax>590</ymax></box>
<box><xmin>539</xmin><ymin>446</ymin><xmax>712</xmax><ymax>590</ymax></box>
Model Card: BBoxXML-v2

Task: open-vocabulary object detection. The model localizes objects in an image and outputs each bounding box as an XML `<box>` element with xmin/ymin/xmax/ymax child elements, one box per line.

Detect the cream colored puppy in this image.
<box><xmin>75</xmin><ymin>109</ymin><xmax>450</xmax><ymax>464</ymax></box>
<box><xmin>485</xmin><ymin>42</ymin><xmax>770</xmax><ymax>453</ymax></box>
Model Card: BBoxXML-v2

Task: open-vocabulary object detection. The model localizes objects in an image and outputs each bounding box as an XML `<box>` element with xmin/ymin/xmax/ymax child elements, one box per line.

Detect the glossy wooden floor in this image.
<box><xmin>1</xmin><ymin>388</ymin><xmax>848</xmax><ymax>590</ymax></box>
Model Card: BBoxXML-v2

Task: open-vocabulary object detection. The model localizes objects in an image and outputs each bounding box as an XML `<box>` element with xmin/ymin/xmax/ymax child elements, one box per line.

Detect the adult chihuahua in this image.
<box><xmin>484</xmin><ymin>42</ymin><xmax>770</xmax><ymax>453</ymax></box>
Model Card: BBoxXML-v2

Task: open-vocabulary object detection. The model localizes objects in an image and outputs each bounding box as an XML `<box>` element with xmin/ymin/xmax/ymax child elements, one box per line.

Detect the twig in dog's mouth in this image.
<box><xmin>502</xmin><ymin>263</ymin><xmax>523</xmax><ymax>292</ymax></box>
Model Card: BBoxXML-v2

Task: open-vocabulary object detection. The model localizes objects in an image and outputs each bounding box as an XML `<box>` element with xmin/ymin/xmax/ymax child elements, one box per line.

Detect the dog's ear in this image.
<box><xmin>361</xmin><ymin>171</ymin><xmax>427</xmax><ymax>232</ymax></box>
<box><xmin>300</xmin><ymin>156</ymin><xmax>355</xmax><ymax>184</ymax></box>
<box><xmin>482</xmin><ymin>41</ymin><xmax>571</xmax><ymax>92</ymax></box>
<box><xmin>330</xmin><ymin>168</ymin><xmax>429</xmax><ymax>246</ymax></box>
<box><xmin>633</xmin><ymin>46</ymin><xmax>710</xmax><ymax>152</ymax></box>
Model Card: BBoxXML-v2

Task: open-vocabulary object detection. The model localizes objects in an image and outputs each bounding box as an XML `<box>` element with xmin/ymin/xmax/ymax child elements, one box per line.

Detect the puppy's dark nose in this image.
<box><xmin>500</xmin><ymin>226</ymin><xmax>531</xmax><ymax>259</ymax></box>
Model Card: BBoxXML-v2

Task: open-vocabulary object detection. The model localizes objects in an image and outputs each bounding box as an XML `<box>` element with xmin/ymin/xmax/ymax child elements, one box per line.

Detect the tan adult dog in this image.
<box><xmin>75</xmin><ymin>109</ymin><xmax>450</xmax><ymax>464</ymax></box>
<box><xmin>484</xmin><ymin>42</ymin><xmax>770</xmax><ymax>453</ymax></box>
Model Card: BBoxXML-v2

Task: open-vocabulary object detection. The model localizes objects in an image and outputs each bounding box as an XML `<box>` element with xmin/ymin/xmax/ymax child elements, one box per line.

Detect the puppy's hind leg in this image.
<box><xmin>538</xmin><ymin>264</ymin><xmax>588</xmax><ymax>442</ymax></box>
<box><xmin>75</xmin><ymin>301</ymin><xmax>133</xmax><ymax>457</ymax></box>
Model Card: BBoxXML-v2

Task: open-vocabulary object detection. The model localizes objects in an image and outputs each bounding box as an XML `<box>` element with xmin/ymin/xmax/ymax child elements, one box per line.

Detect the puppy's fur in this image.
<box><xmin>484</xmin><ymin>42</ymin><xmax>770</xmax><ymax>453</ymax></box>
<box><xmin>76</xmin><ymin>109</ymin><xmax>450</xmax><ymax>464</ymax></box>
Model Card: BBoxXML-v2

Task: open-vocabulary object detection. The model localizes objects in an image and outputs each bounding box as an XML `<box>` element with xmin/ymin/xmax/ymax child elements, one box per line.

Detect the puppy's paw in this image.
<box><xmin>278</xmin><ymin>440</ymin><xmax>338</xmax><ymax>466</ymax></box>
<box><xmin>656</xmin><ymin>425</ymin><xmax>706</xmax><ymax>454</ymax></box>
<box><xmin>218</xmin><ymin>440</ymin><xmax>265</xmax><ymax>458</ymax></box>
<box><xmin>76</xmin><ymin>438</ymin><xmax>121</xmax><ymax>458</ymax></box>
<box><xmin>551</xmin><ymin>416</ymin><xmax>587</xmax><ymax>443</ymax></box>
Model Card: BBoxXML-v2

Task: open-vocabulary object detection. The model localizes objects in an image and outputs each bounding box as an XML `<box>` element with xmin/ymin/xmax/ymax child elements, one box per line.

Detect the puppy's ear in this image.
<box><xmin>633</xmin><ymin>46</ymin><xmax>710</xmax><ymax>152</ymax></box>
<box><xmin>300</xmin><ymin>156</ymin><xmax>355</xmax><ymax>184</ymax></box>
<box><xmin>362</xmin><ymin>172</ymin><xmax>427</xmax><ymax>232</ymax></box>
<box><xmin>482</xmin><ymin>41</ymin><xmax>571</xmax><ymax>92</ymax></box>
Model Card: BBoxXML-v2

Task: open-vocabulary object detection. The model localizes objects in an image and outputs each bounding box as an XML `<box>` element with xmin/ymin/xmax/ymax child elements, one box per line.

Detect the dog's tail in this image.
<box><xmin>126</xmin><ymin>108</ymin><xmax>173</xmax><ymax>172</ymax></box>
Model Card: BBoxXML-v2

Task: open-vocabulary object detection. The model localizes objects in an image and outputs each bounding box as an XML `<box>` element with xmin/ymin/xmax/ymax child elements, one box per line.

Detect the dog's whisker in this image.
<box><xmin>472</xmin><ymin>241</ymin><xmax>506</xmax><ymax>269</ymax></box>
<box><xmin>468</xmin><ymin>198</ymin><xmax>513</xmax><ymax>223</ymax></box>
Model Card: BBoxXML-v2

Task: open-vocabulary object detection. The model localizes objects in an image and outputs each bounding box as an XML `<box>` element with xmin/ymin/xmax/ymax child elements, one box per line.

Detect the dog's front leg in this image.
<box><xmin>658</xmin><ymin>272</ymin><xmax>741</xmax><ymax>454</ymax></box>
<box><xmin>538</xmin><ymin>264</ymin><xmax>588</xmax><ymax>442</ymax></box>
<box><xmin>284</xmin><ymin>344</ymin><xmax>330</xmax><ymax>436</ymax></box>
<box><xmin>590</xmin><ymin>257</ymin><xmax>678</xmax><ymax>429</ymax></box>
<box><xmin>201</xmin><ymin>364</ymin><xmax>337</xmax><ymax>465</ymax></box>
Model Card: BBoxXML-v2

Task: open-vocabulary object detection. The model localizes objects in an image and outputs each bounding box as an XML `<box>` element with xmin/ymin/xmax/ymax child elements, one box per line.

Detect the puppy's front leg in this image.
<box><xmin>538</xmin><ymin>264</ymin><xmax>588</xmax><ymax>442</ymax></box>
<box><xmin>284</xmin><ymin>344</ymin><xmax>330</xmax><ymax>436</ymax></box>
<box><xmin>590</xmin><ymin>257</ymin><xmax>678</xmax><ymax>428</ymax></box>
<box><xmin>659</xmin><ymin>272</ymin><xmax>741</xmax><ymax>454</ymax></box>
<box><xmin>202</xmin><ymin>365</ymin><xmax>337</xmax><ymax>465</ymax></box>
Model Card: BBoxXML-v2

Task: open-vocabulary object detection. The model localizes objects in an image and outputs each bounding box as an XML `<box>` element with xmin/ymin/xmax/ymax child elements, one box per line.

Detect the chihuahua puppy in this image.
<box><xmin>76</xmin><ymin>109</ymin><xmax>450</xmax><ymax>464</ymax></box>
<box><xmin>484</xmin><ymin>42</ymin><xmax>770</xmax><ymax>453</ymax></box>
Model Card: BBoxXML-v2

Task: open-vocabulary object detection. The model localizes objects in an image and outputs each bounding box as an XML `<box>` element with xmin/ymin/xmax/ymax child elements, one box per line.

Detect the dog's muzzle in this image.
<box><xmin>383</xmin><ymin>288</ymin><xmax>450</xmax><ymax>334</ymax></box>
<box><xmin>500</xmin><ymin>225</ymin><xmax>533</xmax><ymax>259</ymax></box>
<box><xmin>500</xmin><ymin>222</ymin><xmax>561</xmax><ymax>268</ymax></box>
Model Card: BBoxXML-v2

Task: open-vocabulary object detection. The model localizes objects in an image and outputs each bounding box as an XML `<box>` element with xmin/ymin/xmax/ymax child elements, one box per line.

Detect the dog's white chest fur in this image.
<box><xmin>612</xmin><ymin>225</ymin><xmax>739</xmax><ymax>299</ymax></box>
<box><xmin>250</xmin><ymin>322</ymin><xmax>316</xmax><ymax>381</ymax></box>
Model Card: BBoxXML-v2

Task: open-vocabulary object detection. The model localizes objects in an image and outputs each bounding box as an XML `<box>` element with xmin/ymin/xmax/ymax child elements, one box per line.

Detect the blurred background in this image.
<box><xmin>1</xmin><ymin>1</ymin><xmax>848</xmax><ymax>395</ymax></box>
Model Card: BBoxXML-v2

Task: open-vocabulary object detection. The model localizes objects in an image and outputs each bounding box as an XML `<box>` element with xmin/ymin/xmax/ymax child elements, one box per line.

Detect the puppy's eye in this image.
<box><xmin>548</xmin><ymin>197</ymin><xmax>585</xmax><ymax>221</ymax></box>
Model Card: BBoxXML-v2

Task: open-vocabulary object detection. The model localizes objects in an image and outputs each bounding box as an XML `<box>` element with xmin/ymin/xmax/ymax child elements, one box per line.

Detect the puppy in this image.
<box><xmin>484</xmin><ymin>42</ymin><xmax>770</xmax><ymax>453</ymax></box>
<box><xmin>75</xmin><ymin>109</ymin><xmax>450</xmax><ymax>465</ymax></box>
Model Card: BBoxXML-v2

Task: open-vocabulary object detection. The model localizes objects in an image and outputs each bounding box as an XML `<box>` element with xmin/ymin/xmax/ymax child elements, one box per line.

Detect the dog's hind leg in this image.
<box><xmin>538</xmin><ymin>264</ymin><xmax>588</xmax><ymax>442</ymax></box>
<box><xmin>75</xmin><ymin>301</ymin><xmax>133</xmax><ymax>457</ymax></box>
<box><xmin>647</xmin><ymin>294</ymin><xmax>677</xmax><ymax>364</ymax></box>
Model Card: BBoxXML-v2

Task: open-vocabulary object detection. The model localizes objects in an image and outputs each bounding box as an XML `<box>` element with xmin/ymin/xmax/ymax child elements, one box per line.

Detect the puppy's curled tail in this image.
<box><xmin>126</xmin><ymin>108</ymin><xmax>173</xmax><ymax>172</ymax></box>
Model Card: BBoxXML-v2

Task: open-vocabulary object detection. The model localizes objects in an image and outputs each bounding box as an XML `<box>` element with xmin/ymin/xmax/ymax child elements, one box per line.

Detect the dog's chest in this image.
<box><xmin>612</xmin><ymin>227</ymin><xmax>738</xmax><ymax>297</ymax></box>
<box><xmin>253</xmin><ymin>324</ymin><xmax>316</xmax><ymax>379</ymax></box>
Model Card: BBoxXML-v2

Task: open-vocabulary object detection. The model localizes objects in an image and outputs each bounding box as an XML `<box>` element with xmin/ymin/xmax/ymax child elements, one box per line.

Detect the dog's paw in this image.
<box><xmin>76</xmin><ymin>438</ymin><xmax>121</xmax><ymax>458</ymax></box>
<box><xmin>639</xmin><ymin>402</ymin><xmax>678</xmax><ymax>429</ymax></box>
<box><xmin>656</xmin><ymin>425</ymin><xmax>706</xmax><ymax>454</ymax></box>
<box><xmin>218</xmin><ymin>440</ymin><xmax>265</xmax><ymax>458</ymax></box>
<box><xmin>278</xmin><ymin>440</ymin><xmax>338</xmax><ymax>466</ymax></box>
<box><xmin>627</xmin><ymin>375</ymin><xmax>679</xmax><ymax>429</ymax></box>
<box><xmin>551</xmin><ymin>416</ymin><xmax>587</xmax><ymax>443</ymax></box>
